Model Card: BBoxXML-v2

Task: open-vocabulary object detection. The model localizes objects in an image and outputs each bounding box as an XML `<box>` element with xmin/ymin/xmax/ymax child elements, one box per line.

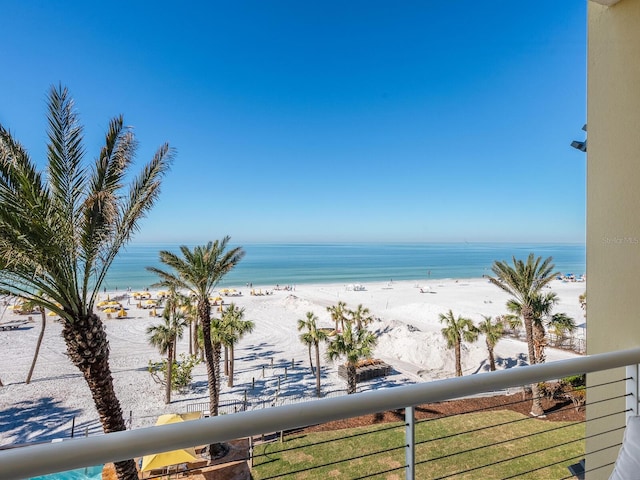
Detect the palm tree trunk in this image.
<box><xmin>62</xmin><ymin>314</ymin><xmax>138</xmax><ymax>480</ymax></box>
<box><xmin>200</xmin><ymin>314</ymin><xmax>217</xmax><ymax>415</ymax></box>
<box><xmin>347</xmin><ymin>363</ymin><xmax>357</xmax><ymax>394</ymax></box>
<box><xmin>193</xmin><ymin>318</ymin><xmax>201</xmax><ymax>359</ymax></box>
<box><xmin>213</xmin><ymin>342</ymin><xmax>222</xmax><ymax>409</ymax></box>
<box><xmin>228</xmin><ymin>344</ymin><xmax>234</xmax><ymax>388</ymax></box>
<box><xmin>533</xmin><ymin>322</ymin><xmax>547</xmax><ymax>364</ymax></box>
<box><xmin>165</xmin><ymin>344</ymin><xmax>173</xmax><ymax>404</ymax></box>
<box><xmin>455</xmin><ymin>340</ymin><xmax>462</xmax><ymax>377</ymax></box>
<box><xmin>209</xmin><ymin>341</ymin><xmax>227</xmax><ymax>459</ymax></box>
<box><xmin>199</xmin><ymin>307</ymin><xmax>225</xmax><ymax>459</ymax></box>
<box><xmin>314</xmin><ymin>342</ymin><xmax>321</xmax><ymax>397</ymax></box>
<box><xmin>487</xmin><ymin>343</ymin><xmax>496</xmax><ymax>371</ymax></box>
<box><xmin>26</xmin><ymin>307</ymin><xmax>46</xmax><ymax>384</ymax></box>
<box><xmin>224</xmin><ymin>345</ymin><xmax>229</xmax><ymax>376</ymax></box>
<box><xmin>188</xmin><ymin>321</ymin><xmax>193</xmax><ymax>355</ymax></box>
<box><xmin>308</xmin><ymin>344</ymin><xmax>314</xmax><ymax>375</ymax></box>
<box><xmin>523</xmin><ymin>308</ymin><xmax>545</xmax><ymax>417</ymax></box>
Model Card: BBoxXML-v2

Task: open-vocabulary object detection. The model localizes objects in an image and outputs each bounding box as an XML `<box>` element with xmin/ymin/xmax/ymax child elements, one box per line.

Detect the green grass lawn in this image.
<box><xmin>251</xmin><ymin>410</ymin><xmax>585</xmax><ymax>479</ymax></box>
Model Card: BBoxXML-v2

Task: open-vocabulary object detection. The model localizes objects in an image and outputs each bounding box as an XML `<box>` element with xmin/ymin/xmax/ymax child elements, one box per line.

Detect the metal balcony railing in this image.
<box><xmin>1</xmin><ymin>347</ymin><xmax>640</xmax><ymax>480</ymax></box>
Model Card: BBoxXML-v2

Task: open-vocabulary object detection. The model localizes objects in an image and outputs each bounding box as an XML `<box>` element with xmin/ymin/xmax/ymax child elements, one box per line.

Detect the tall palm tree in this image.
<box><xmin>205</xmin><ymin>316</ymin><xmax>234</xmax><ymax>406</ymax></box>
<box><xmin>477</xmin><ymin>315</ymin><xmax>504</xmax><ymax>372</ymax></box>
<box><xmin>0</xmin><ymin>85</ymin><xmax>172</xmax><ymax>480</ymax></box>
<box><xmin>506</xmin><ymin>291</ymin><xmax>561</xmax><ymax>364</ymax></box>
<box><xmin>147</xmin><ymin>309</ymin><xmax>188</xmax><ymax>404</ymax></box>
<box><xmin>221</xmin><ymin>303</ymin><xmax>255</xmax><ymax>387</ymax></box>
<box><xmin>348</xmin><ymin>304</ymin><xmax>374</xmax><ymax>331</ymax></box>
<box><xmin>297</xmin><ymin>312</ymin><xmax>328</xmax><ymax>397</ymax></box>
<box><xmin>439</xmin><ymin>310</ymin><xmax>478</xmax><ymax>377</ymax></box>
<box><xmin>326</xmin><ymin>323</ymin><xmax>377</xmax><ymax>394</ymax></box>
<box><xmin>327</xmin><ymin>301</ymin><xmax>348</xmax><ymax>332</ymax></box>
<box><xmin>487</xmin><ymin>253</ymin><xmax>558</xmax><ymax>417</ymax></box>
<box><xmin>147</xmin><ymin>239</ymin><xmax>244</xmax><ymax>423</ymax></box>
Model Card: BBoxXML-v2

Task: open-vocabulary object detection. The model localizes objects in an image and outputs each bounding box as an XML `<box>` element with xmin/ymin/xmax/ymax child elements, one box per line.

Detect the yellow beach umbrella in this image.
<box><xmin>47</xmin><ymin>311</ymin><xmax>58</xmax><ymax>317</ymax></box>
<box><xmin>117</xmin><ymin>308</ymin><xmax>127</xmax><ymax>318</ymax></box>
<box><xmin>144</xmin><ymin>299</ymin><xmax>156</xmax><ymax>305</ymax></box>
<box><xmin>140</xmin><ymin>413</ymin><xmax>201</xmax><ymax>472</ymax></box>
<box><xmin>97</xmin><ymin>301</ymin><xmax>108</xmax><ymax>307</ymax></box>
<box><xmin>103</xmin><ymin>308</ymin><xmax>117</xmax><ymax>314</ymax></box>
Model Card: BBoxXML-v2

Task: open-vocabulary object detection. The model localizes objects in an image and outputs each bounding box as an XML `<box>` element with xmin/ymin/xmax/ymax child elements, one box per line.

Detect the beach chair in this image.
<box><xmin>0</xmin><ymin>319</ymin><xmax>28</xmax><ymax>331</ymax></box>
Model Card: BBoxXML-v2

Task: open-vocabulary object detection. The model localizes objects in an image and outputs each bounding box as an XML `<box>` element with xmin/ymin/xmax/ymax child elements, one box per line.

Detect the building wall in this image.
<box><xmin>587</xmin><ymin>0</ymin><xmax>640</xmax><ymax>478</ymax></box>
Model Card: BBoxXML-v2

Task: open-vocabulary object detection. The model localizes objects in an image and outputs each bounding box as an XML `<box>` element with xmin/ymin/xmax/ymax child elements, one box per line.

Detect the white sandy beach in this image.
<box><xmin>0</xmin><ymin>278</ymin><xmax>586</xmax><ymax>446</ymax></box>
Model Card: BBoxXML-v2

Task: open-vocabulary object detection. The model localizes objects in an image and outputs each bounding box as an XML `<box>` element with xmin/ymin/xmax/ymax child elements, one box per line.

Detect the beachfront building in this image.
<box><xmin>586</xmin><ymin>0</ymin><xmax>640</xmax><ymax>477</ymax></box>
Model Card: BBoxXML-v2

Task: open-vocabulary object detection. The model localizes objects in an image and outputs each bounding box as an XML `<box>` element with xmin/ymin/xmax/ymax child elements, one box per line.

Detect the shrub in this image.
<box><xmin>148</xmin><ymin>354</ymin><xmax>201</xmax><ymax>393</ymax></box>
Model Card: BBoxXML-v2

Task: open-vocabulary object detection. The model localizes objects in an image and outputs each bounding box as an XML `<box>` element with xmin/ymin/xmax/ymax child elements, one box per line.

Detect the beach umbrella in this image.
<box><xmin>103</xmin><ymin>308</ymin><xmax>117</xmax><ymax>314</ymax></box>
<box><xmin>117</xmin><ymin>308</ymin><xmax>126</xmax><ymax>318</ymax></box>
<box><xmin>140</xmin><ymin>413</ymin><xmax>201</xmax><ymax>472</ymax></box>
<box><xmin>47</xmin><ymin>311</ymin><xmax>57</xmax><ymax>316</ymax></box>
<box><xmin>97</xmin><ymin>301</ymin><xmax>108</xmax><ymax>307</ymax></box>
<box><xmin>145</xmin><ymin>299</ymin><xmax>156</xmax><ymax>306</ymax></box>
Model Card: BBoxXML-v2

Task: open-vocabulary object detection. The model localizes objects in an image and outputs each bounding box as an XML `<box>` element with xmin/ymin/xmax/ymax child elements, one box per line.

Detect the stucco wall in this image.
<box><xmin>587</xmin><ymin>0</ymin><xmax>640</xmax><ymax>477</ymax></box>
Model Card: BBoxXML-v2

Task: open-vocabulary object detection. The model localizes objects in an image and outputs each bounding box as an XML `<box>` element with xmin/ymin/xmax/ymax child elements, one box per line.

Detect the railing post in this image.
<box><xmin>626</xmin><ymin>363</ymin><xmax>639</xmax><ymax>422</ymax></box>
<box><xmin>405</xmin><ymin>406</ymin><xmax>415</xmax><ymax>480</ymax></box>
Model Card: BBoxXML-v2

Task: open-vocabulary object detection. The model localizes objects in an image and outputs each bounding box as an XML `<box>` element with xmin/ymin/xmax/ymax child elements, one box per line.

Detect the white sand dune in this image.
<box><xmin>0</xmin><ymin>278</ymin><xmax>586</xmax><ymax>445</ymax></box>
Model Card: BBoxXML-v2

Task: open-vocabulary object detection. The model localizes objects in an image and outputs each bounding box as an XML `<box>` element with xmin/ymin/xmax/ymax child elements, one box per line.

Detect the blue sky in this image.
<box><xmin>1</xmin><ymin>1</ymin><xmax>586</xmax><ymax>244</ymax></box>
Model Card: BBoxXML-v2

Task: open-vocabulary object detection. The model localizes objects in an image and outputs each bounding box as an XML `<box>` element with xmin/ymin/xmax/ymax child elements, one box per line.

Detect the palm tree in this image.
<box><xmin>439</xmin><ymin>310</ymin><xmax>478</xmax><ymax>377</ymax></box>
<box><xmin>327</xmin><ymin>301</ymin><xmax>348</xmax><ymax>332</ymax></box>
<box><xmin>548</xmin><ymin>312</ymin><xmax>577</xmax><ymax>345</ymax></box>
<box><xmin>326</xmin><ymin>323</ymin><xmax>377</xmax><ymax>394</ymax></box>
<box><xmin>221</xmin><ymin>303</ymin><xmax>255</xmax><ymax>387</ymax></box>
<box><xmin>0</xmin><ymin>86</ymin><xmax>172</xmax><ymax>480</ymax></box>
<box><xmin>348</xmin><ymin>304</ymin><xmax>374</xmax><ymax>331</ymax></box>
<box><xmin>506</xmin><ymin>291</ymin><xmax>561</xmax><ymax>364</ymax></box>
<box><xmin>297</xmin><ymin>312</ymin><xmax>328</xmax><ymax>397</ymax></box>
<box><xmin>487</xmin><ymin>253</ymin><xmax>558</xmax><ymax>417</ymax></box>
<box><xmin>477</xmin><ymin>315</ymin><xmax>503</xmax><ymax>371</ymax></box>
<box><xmin>205</xmin><ymin>316</ymin><xmax>234</xmax><ymax>408</ymax></box>
<box><xmin>147</xmin><ymin>239</ymin><xmax>244</xmax><ymax>424</ymax></box>
<box><xmin>147</xmin><ymin>309</ymin><xmax>188</xmax><ymax>404</ymax></box>
<box><xmin>298</xmin><ymin>314</ymin><xmax>315</xmax><ymax>375</ymax></box>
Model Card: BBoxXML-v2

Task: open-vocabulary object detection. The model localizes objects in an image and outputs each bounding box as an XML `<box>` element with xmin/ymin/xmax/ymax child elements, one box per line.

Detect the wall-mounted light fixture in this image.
<box><xmin>571</xmin><ymin>124</ymin><xmax>587</xmax><ymax>152</ymax></box>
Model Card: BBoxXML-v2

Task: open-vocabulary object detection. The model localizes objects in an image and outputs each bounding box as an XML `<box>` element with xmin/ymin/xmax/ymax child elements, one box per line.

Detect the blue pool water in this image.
<box><xmin>29</xmin><ymin>465</ymin><xmax>103</xmax><ymax>480</ymax></box>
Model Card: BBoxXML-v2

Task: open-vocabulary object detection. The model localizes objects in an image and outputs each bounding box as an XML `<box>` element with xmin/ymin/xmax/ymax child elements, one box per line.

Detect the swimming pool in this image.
<box><xmin>29</xmin><ymin>465</ymin><xmax>103</xmax><ymax>480</ymax></box>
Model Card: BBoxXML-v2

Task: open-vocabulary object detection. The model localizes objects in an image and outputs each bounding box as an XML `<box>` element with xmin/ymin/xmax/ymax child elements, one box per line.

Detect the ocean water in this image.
<box><xmin>101</xmin><ymin>243</ymin><xmax>586</xmax><ymax>291</ymax></box>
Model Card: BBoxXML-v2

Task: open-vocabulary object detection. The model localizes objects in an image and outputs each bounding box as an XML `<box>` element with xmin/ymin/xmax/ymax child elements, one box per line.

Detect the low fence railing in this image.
<box><xmin>1</xmin><ymin>347</ymin><xmax>639</xmax><ymax>479</ymax></box>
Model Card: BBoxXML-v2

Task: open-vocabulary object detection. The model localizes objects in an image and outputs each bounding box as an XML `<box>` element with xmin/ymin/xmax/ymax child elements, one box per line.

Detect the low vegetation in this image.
<box><xmin>252</xmin><ymin>410</ymin><xmax>584</xmax><ymax>479</ymax></box>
